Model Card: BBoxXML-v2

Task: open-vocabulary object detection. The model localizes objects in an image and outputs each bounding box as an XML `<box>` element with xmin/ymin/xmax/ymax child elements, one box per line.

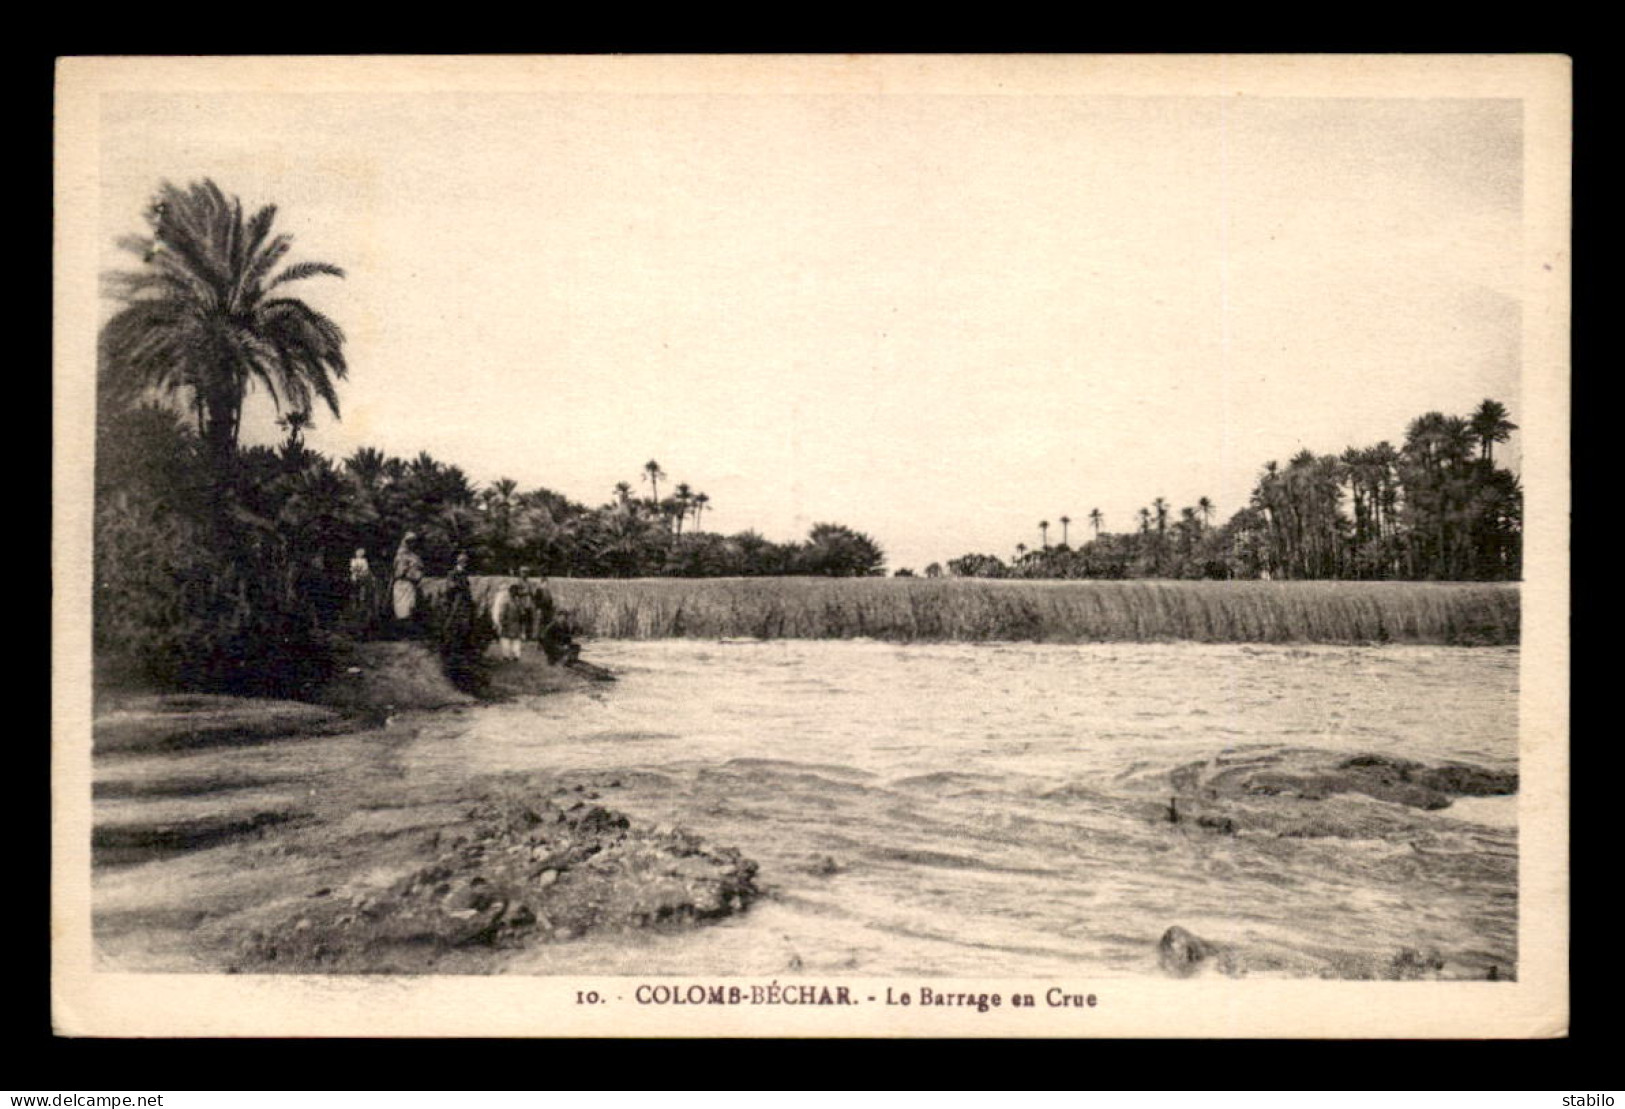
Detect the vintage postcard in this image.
<box><xmin>53</xmin><ymin>54</ymin><xmax>1570</xmax><ymax>1038</ymax></box>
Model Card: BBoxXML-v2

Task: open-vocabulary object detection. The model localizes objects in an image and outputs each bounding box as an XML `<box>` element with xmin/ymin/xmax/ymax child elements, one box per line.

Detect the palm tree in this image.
<box><xmin>1178</xmin><ymin>506</ymin><xmax>1199</xmax><ymax>558</ymax></box>
<box><xmin>1089</xmin><ymin>508</ymin><xmax>1103</xmax><ymax>539</ymax></box>
<box><xmin>1469</xmin><ymin>399</ymin><xmax>1517</xmax><ymax>466</ymax></box>
<box><xmin>275</xmin><ymin>409</ymin><xmax>313</xmax><ymax>450</ymax></box>
<box><xmin>513</xmin><ymin>498</ymin><xmax>564</xmax><ymax>573</ymax></box>
<box><xmin>100</xmin><ymin>179</ymin><xmax>347</xmax><ymax>474</ymax></box>
<box><xmin>598</xmin><ymin>501</ymin><xmax>662</xmax><ymax>578</ymax></box>
<box><xmin>1406</xmin><ymin>412</ymin><xmax>1450</xmax><ymax>474</ymax></box>
<box><xmin>1442</xmin><ymin>417</ymin><xmax>1476</xmax><ymax>470</ymax></box>
<box><xmin>1150</xmin><ymin>497</ymin><xmax>1170</xmax><ymax>572</ymax></box>
<box><xmin>692</xmin><ymin>492</ymin><xmax>710</xmax><ymax>531</ymax></box>
<box><xmin>1254</xmin><ymin>460</ymin><xmax>1284</xmax><ymax>579</ymax></box>
<box><xmin>1039</xmin><ymin>520</ymin><xmax>1050</xmax><ymax>550</ymax></box>
<box><xmin>674</xmin><ymin>482</ymin><xmax>693</xmax><ymax>536</ymax></box>
<box><xmin>1196</xmin><ymin>496</ymin><xmax>1214</xmax><ymax>530</ymax></box>
<box><xmin>643</xmin><ymin>460</ymin><xmax>666</xmax><ymax>506</ymax></box>
<box><xmin>343</xmin><ymin>447</ymin><xmax>387</xmax><ymax>492</ymax></box>
<box><xmin>486</xmin><ymin>477</ymin><xmax>519</xmax><ymax>556</ymax></box>
<box><xmin>1015</xmin><ymin>542</ymin><xmax>1027</xmax><ymax>563</ymax></box>
<box><xmin>1369</xmin><ymin>440</ymin><xmax>1401</xmax><ymax>556</ymax></box>
<box><xmin>1059</xmin><ymin>515</ymin><xmax>1071</xmax><ymax>547</ymax></box>
<box><xmin>613</xmin><ymin>481</ymin><xmax>633</xmax><ymax>505</ymax></box>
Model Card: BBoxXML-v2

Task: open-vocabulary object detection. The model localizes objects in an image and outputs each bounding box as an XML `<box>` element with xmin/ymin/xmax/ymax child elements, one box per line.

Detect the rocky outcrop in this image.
<box><xmin>230</xmin><ymin>789</ymin><xmax>761</xmax><ymax>974</ymax></box>
<box><xmin>1155</xmin><ymin>925</ymin><xmax>1481</xmax><ymax>980</ymax></box>
<box><xmin>1151</xmin><ymin>747</ymin><xmax>1518</xmax><ymax>980</ymax></box>
<box><xmin>1157</xmin><ymin>925</ymin><xmax>1242</xmax><ymax>977</ymax></box>
<box><xmin>1162</xmin><ymin>748</ymin><xmax>1517</xmax><ymax>840</ymax></box>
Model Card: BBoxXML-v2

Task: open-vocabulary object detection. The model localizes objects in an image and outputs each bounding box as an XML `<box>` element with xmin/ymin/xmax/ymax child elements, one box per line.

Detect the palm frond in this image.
<box><xmin>266</xmin><ymin>261</ymin><xmax>346</xmax><ymax>291</ymax></box>
<box><xmin>244</xmin><ymin>204</ymin><xmax>278</xmax><ymax>260</ymax></box>
<box><xmin>101</xmin><ymin>270</ymin><xmax>169</xmax><ymax>300</ymax></box>
<box><xmin>301</xmin><ymin>354</ymin><xmax>343</xmax><ymax>419</ymax></box>
<box><xmin>254</xmin><ymin>303</ymin><xmax>347</xmax><ymax>417</ymax></box>
<box><xmin>258</xmin><ymin>298</ymin><xmax>348</xmax><ymax>371</ymax></box>
<box><xmin>151</xmin><ymin>182</ymin><xmax>234</xmax><ymax>303</ymax></box>
<box><xmin>242</xmin><ymin>235</ymin><xmax>292</xmax><ymax>294</ymax></box>
<box><xmin>228</xmin><ymin>327</ymin><xmax>301</xmax><ymax>417</ymax></box>
<box><xmin>115</xmin><ymin>234</ymin><xmax>155</xmax><ymax>259</ymax></box>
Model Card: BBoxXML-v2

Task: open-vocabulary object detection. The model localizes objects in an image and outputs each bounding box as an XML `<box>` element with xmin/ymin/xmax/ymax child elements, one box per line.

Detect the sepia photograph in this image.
<box><xmin>52</xmin><ymin>54</ymin><xmax>1570</xmax><ymax>1038</ymax></box>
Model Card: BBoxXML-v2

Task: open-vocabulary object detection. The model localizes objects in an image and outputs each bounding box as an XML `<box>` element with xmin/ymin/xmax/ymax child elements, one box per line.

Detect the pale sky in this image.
<box><xmin>98</xmin><ymin>89</ymin><xmax>1523</xmax><ymax>571</ymax></box>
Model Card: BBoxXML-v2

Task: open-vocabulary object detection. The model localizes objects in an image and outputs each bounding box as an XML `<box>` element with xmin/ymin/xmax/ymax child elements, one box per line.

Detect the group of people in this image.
<box><xmin>344</xmin><ymin>532</ymin><xmax>577</xmax><ymax>668</ymax></box>
<box><xmin>490</xmin><ymin>565</ymin><xmax>576</xmax><ymax>664</ymax></box>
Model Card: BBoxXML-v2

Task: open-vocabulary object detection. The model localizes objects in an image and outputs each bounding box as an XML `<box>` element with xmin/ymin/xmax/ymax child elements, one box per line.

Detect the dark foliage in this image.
<box><xmin>947</xmin><ymin>401</ymin><xmax>1521</xmax><ymax>582</ymax></box>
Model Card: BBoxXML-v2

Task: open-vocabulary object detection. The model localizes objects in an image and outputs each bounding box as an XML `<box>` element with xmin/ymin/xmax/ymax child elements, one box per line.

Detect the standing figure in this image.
<box><xmin>439</xmin><ymin>551</ymin><xmax>479</xmax><ymax>683</ymax></box>
<box><xmin>495</xmin><ymin>566</ymin><xmax>535</xmax><ymax>661</ymax></box>
<box><xmin>348</xmin><ymin>547</ymin><xmax>376</xmax><ymax>632</ymax></box>
<box><xmin>293</xmin><ymin>550</ymin><xmax>333</xmax><ymax>632</ymax></box>
<box><xmin>391</xmin><ymin>531</ymin><xmax>425</xmax><ymax>633</ymax></box>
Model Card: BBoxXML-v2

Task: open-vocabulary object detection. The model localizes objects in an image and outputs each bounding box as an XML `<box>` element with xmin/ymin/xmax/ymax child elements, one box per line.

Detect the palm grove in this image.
<box><xmin>95</xmin><ymin>181</ymin><xmax>1520</xmax><ymax>690</ymax></box>
<box><xmin>940</xmin><ymin>402</ymin><xmax>1521</xmax><ymax>583</ymax></box>
<box><xmin>95</xmin><ymin>181</ymin><xmax>885</xmax><ymax>691</ymax></box>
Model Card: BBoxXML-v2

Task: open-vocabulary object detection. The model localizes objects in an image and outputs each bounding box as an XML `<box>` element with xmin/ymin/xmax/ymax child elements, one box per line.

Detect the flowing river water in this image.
<box><xmin>386</xmin><ymin>640</ymin><xmax>1518</xmax><ymax>979</ymax></box>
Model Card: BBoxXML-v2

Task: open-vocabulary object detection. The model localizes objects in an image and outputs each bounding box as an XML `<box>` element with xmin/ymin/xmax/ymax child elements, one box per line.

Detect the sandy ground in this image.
<box><xmin>91</xmin><ymin>643</ymin><xmax>759</xmax><ymax>974</ymax></box>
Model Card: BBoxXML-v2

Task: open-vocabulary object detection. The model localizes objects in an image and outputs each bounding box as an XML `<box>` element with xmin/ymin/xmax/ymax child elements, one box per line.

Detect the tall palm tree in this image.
<box><xmin>1469</xmin><ymin>399</ymin><xmax>1517</xmax><ymax>466</ymax></box>
<box><xmin>692</xmin><ymin>491</ymin><xmax>710</xmax><ymax>531</ymax></box>
<box><xmin>1089</xmin><ymin>508</ymin><xmax>1103</xmax><ymax>539</ymax></box>
<box><xmin>1059</xmin><ymin>515</ymin><xmax>1071</xmax><ymax>547</ymax></box>
<box><xmin>1039</xmin><ymin>520</ymin><xmax>1050</xmax><ymax>550</ymax></box>
<box><xmin>1406</xmin><ymin>412</ymin><xmax>1450</xmax><ymax>475</ymax></box>
<box><xmin>613</xmin><ymin>481</ymin><xmax>633</xmax><ymax>505</ymax></box>
<box><xmin>1254</xmin><ymin>460</ymin><xmax>1283</xmax><ymax>578</ymax></box>
<box><xmin>643</xmin><ymin>460</ymin><xmax>666</xmax><ymax>507</ymax></box>
<box><xmin>1369</xmin><ymin>440</ymin><xmax>1401</xmax><ymax>551</ymax></box>
<box><xmin>1178</xmin><ymin>506</ymin><xmax>1198</xmax><ymax>557</ymax></box>
<box><xmin>1441</xmin><ymin>417</ymin><xmax>1477</xmax><ymax>470</ymax></box>
<box><xmin>100</xmin><ymin>179</ymin><xmax>347</xmax><ymax>474</ymax></box>
<box><xmin>1196</xmin><ymin>496</ymin><xmax>1214</xmax><ymax>529</ymax></box>
<box><xmin>674</xmin><ymin>482</ymin><xmax>693</xmax><ymax>536</ymax></box>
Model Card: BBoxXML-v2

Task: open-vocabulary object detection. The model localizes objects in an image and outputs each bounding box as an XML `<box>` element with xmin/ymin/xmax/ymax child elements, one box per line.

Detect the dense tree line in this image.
<box><xmin>943</xmin><ymin>401</ymin><xmax>1521</xmax><ymax>582</ymax></box>
<box><xmin>267</xmin><ymin>435</ymin><xmax>885</xmax><ymax>582</ymax></box>
<box><xmin>94</xmin><ymin>180</ymin><xmax>885</xmax><ymax>691</ymax></box>
<box><xmin>94</xmin><ymin>178</ymin><xmax>1517</xmax><ymax>694</ymax></box>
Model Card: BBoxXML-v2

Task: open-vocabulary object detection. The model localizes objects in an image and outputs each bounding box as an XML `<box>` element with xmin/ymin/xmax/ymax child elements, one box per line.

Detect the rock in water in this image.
<box><xmin>1160</xmin><ymin>747</ymin><xmax>1520</xmax><ymax>840</ymax></box>
<box><xmin>1158</xmin><ymin>925</ymin><xmax>1212</xmax><ymax>977</ymax></box>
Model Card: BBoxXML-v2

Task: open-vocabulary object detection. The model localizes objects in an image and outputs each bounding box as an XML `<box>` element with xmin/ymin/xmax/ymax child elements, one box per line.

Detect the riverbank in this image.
<box><xmin>91</xmin><ymin>641</ymin><xmax>761</xmax><ymax>973</ymax></box>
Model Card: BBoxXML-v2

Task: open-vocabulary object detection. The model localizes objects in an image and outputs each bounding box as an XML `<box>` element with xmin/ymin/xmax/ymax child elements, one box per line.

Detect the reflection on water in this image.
<box><xmin>401</xmin><ymin>641</ymin><xmax>1519</xmax><ymax>978</ymax></box>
